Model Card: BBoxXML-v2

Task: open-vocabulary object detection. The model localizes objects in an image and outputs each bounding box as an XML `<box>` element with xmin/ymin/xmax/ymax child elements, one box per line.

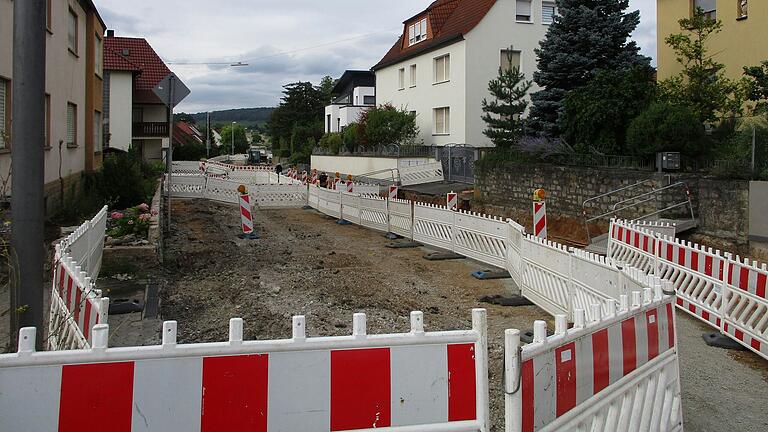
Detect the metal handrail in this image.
<box><xmin>582</xmin><ymin>180</ymin><xmax>695</xmax><ymax>245</ymax></box>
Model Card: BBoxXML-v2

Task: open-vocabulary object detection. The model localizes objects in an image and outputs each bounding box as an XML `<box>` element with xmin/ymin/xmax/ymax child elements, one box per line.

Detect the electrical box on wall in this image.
<box><xmin>656</xmin><ymin>152</ymin><xmax>681</xmax><ymax>172</ymax></box>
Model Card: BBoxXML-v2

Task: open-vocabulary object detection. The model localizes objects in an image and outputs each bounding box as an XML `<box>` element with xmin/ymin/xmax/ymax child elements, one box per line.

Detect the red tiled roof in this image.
<box><xmin>104</xmin><ymin>46</ymin><xmax>141</xmax><ymax>72</ymax></box>
<box><xmin>372</xmin><ymin>0</ymin><xmax>497</xmax><ymax>71</ymax></box>
<box><xmin>173</xmin><ymin>121</ymin><xmax>203</xmax><ymax>146</ymax></box>
<box><xmin>105</xmin><ymin>36</ymin><xmax>172</xmax><ymax>104</ymax></box>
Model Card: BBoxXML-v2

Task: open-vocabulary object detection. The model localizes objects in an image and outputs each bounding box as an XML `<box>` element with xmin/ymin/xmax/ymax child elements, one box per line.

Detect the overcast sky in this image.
<box><xmin>97</xmin><ymin>0</ymin><xmax>656</xmax><ymax>113</ymax></box>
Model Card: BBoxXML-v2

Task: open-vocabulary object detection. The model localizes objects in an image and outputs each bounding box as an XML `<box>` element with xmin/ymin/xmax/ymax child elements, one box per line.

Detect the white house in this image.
<box><xmin>104</xmin><ymin>32</ymin><xmax>184</xmax><ymax>162</ymax></box>
<box><xmin>324</xmin><ymin>70</ymin><xmax>376</xmax><ymax>134</ymax></box>
<box><xmin>0</xmin><ymin>0</ymin><xmax>106</xmax><ymax>214</ymax></box>
<box><xmin>372</xmin><ymin>0</ymin><xmax>553</xmax><ymax>147</ymax></box>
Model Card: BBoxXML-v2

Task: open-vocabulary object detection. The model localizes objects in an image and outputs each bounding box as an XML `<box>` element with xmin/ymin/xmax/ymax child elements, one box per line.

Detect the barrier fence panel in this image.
<box><xmin>340</xmin><ymin>192</ymin><xmax>362</xmax><ymax>225</ymax></box>
<box><xmin>353</xmin><ymin>183</ymin><xmax>380</xmax><ymax>196</ymax></box>
<box><xmin>47</xmin><ymin>253</ymin><xmax>109</xmax><ymax>351</ymax></box>
<box><xmin>608</xmin><ymin>219</ymin><xmax>768</xmax><ymax>361</ymax></box>
<box><xmin>520</xmin><ymin>236</ymin><xmax>572</xmax><ymax>319</ymax></box>
<box><xmin>388</xmin><ymin>198</ymin><xmax>413</xmax><ymax>239</ymax></box>
<box><xmin>506</xmin><ymin>221</ymin><xmax>526</xmax><ymax>288</ymax></box>
<box><xmin>453</xmin><ymin>211</ymin><xmax>510</xmax><ymax>269</ymax></box>
<box><xmin>317</xmin><ymin>187</ymin><xmax>341</xmax><ymax>219</ymax></box>
<box><xmin>169</xmin><ymin>175</ymin><xmax>207</xmax><ymax>199</ymax></box>
<box><xmin>413</xmin><ymin>203</ymin><xmax>455</xmax><ymax>252</ymax></box>
<box><xmin>202</xmin><ymin>177</ymin><xmax>242</xmax><ymax>204</ymax></box>
<box><xmin>58</xmin><ymin>205</ymin><xmax>108</xmax><ymax>281</ymax></box>
<box><xmin>251</xmin><ymin>185</ymin><xmax>307</xmax><ymax>209</ymax></box>
<box><xmin>399</xmin><ymin>162</ymin><xmax>445</xmax><ymax>186</ymax></box>
<box><xmin>308</xmin><ymin>184</ymin><xmax>320</xmax><ymax>208</ymax></box>
<box><xmin>360</xmin><ymin>195</ymin><xmax>389</xmax><ymax>233</ymax></box>
<box><xmin>505</xmin><ymin>288</ymin><xmax>683</xmax><ymax>432</ymax></box>
<box><xmin>171</xmin><ymin>161</ymin><xmax>204</xmax><ymax>176</ymax></box>
<box><xmin>569</xmin><ymin>250</ymin><xmax>623</xmax><ymax>322</ymax></box>
<box><xmin>2</xmin><ymin>310</ymin><xmax>489</xmax><ymax>432</ymax></box>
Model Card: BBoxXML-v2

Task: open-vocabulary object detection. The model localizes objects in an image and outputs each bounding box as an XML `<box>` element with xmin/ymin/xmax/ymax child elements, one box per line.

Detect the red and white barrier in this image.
<box><xmin>447</xmin><ymin>192</ymin><xmax>458</xmax><ymax>211</ymax></box>
<box><xmin>239</xmin><ymin>192</ymin><xmax>254</xmax><ymax>234</ymax></box>
<box><xmin>345</xmin><ymin>181</ymin><xmax>354</xmax><ymax>194</ymax></box>
<box><xmin>533</xmin><ymin>201</ymin><xmax>547</xmax><ymax>239</ymax></box>
<box><xmin>389</xmin><ymin>185</ymin><xmax>398</xmax><ymax>200</ymax></box>
<box><xmin>608</xmin><ymin>218</ymin><xmax>768</xmax><ymax>362</ymax></box>
<box><xmin>1</xmin><ymin>310</ymin><xmax>489</xmax><ymax>432</ymax></box>
<box><xmin>505</xmin><ymin>288</ymin><xmax>682</xmax><ymax>432</ymax></box>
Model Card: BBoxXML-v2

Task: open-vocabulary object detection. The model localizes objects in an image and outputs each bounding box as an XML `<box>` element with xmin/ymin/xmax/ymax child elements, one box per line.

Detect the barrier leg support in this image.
<box><xmin>472</xmin><ymin>269</ymin><xmax>512</xmax><ymax>280</ymax></box>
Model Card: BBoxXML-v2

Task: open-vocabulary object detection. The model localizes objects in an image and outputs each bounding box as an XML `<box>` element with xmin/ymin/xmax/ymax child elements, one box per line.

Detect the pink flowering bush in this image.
<box><xmin>107</xmin><ymin>203</ymin><xmax>154</xmax><ymax>238</ymax></box>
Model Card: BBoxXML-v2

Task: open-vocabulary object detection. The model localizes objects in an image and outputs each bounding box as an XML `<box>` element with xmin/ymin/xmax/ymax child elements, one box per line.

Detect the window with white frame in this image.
<box><xmin>434</xmin><ymin>54</ymin><xmax>450</xmax><ymax>83</ymax></box>
<box><xmin>434</xmin><ymin>107</ymin><xmax>450</xmax><ymax>135</ymax></box>
<box><xmin>68</xmin><ymin>8</ymin><xmax>78</xmax><ymax>54</ymax></box>
<box><xmin>410</xmin><ymin>64</ymin><xmax>417</xmax><ymax>87</ymax></box>
<box><xmin>0</xmin><ymin>78</ymin><xmax>8</xmax><ymax>149</ymax></box>
<box><xmin>67</xmin><ymin>102</ymin><xmax>77</xmax><ymax>147</ymax></box>
<box><xmin>542</xmin><ymin>2</ymin><xmax>556</xmax><ymax>24</ymax></box>
<box><xmin>516</xmin><ymin>0</ymin><xmax>532</xmax><ymax>22</ymax></box>
<box><xmin>501</xmin><ymin>49</ymin><xmax>522</xmax><ymax>72</ymax></box>
<box><xmin>95</xmin><ymin>35</ymin><xmax>103</xmax><ymax>75</ymax></box>
<box><xmin>93</xmin><ymin>111</ymin><xmax>102</xmax><ymax>152</ymax></box>
<box><xmin>694</xmin><ymin>0</ymin><xmax>716</xmax><ymax>19</ymax></box>
<box><xmin>408</xmin><ymin>18</ymin><xmax>428</xmax><ymax>46</ymax></box>
<box><xmin>398</xmin><ymin>68</ymin><xmax>406</xmax><ymax>90</ymax></box>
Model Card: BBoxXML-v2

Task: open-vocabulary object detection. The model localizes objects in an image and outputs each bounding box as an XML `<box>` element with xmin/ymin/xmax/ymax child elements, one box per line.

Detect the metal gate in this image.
<box><xmin>438</xmin><ymin>145</ymin><xmax>477</xmax><ymax>184</ymax></box>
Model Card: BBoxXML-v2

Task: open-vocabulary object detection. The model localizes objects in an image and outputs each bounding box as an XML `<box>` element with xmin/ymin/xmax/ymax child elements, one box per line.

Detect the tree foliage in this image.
<box><xmin>220</xmin><ymin>123</ymin><xmax>249</xmax><ymax>154</ymax></box>
<box><xmin>481</xmin><ymin>64</ymin><xmax>532</xmax><ymax>150</ymax></box>
<box><xmin>529</xmin><ymin>0</ymin><xmax>648</xmax><ymax>136</ymax></box>
<box><xmin>626</xmin><ymin>102</ymin><xmax>705</xmax><ymax>157</ymax></box>
<box><xmin>744</xmin><ymin>61</ymin><xmax>768</xmax><ymax>118</ymax></box>
<box><xmin>563</xmin><ymin>66</ymin><xmax>656</xmax><ymax>154</ymax></box>
<box><xmin>658</xmin><ymin>8</ymin><xmax>744</xmax><ymax>123</ymax></box>
<box><xmin>358</xmin><ymin>104</ymin><xmax>420</xmax><ymax>147</ymax></box>
<box><xmin>318</xmin><ymin>75</ymin><xmax>336</xmax><ymax>105</ymax></box>
<box><xmin>267</xmin><ymin>80</ymin><xmax>328</xmax><ymax>161</ymax></box>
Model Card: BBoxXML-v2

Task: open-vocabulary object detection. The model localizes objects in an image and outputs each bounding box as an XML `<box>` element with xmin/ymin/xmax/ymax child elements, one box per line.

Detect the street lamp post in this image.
<box><xmin>231</xmin><ymin>121</ymin><xmax>236</xmax><ymax>155</ymax></box>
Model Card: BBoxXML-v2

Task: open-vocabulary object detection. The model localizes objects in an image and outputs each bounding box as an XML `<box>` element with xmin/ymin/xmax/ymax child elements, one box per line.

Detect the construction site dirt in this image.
<box><xmin>112</xmin><ymin>199</ymin><xmax>768</xmax><ymax>432</ymax></box>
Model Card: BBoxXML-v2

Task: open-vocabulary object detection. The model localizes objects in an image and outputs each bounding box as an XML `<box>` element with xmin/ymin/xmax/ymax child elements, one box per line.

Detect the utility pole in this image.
<box><xmin>206</xmin><ymin>112</ymin><xmax>211</xmax><ymax>158</ymax></box>
<box><xmin>231</xmin><ymin>121</ymin><xmax>236</xmax><ymax>155</ymax></box>
<box><xmin>10</xmin><ymin>0</ymin><xmax>46</xmax><ymax>348</ymax></box>
<box><xmin>166</xmin><ymin>76</ymin><xmax>175</xmax><ymax>230</ymax></box>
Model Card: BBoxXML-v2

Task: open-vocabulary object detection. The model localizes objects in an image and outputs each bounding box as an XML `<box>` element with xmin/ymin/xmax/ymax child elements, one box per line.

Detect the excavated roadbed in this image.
<box><xmin>132</xmin><ymin>199</ymin><xmax>767</xmax><ymax>431</ymax></box>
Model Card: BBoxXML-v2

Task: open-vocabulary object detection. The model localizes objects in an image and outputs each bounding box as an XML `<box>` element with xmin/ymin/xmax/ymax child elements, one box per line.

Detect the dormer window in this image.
<box><xmin>408</xmin><ymin>18</ymin><xmax>428</xmax><ymax>46</ymax></box>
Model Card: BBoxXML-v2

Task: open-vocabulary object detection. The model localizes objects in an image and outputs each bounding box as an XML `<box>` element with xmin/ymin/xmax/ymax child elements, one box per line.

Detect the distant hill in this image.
<box><xmin>187</xmin><ymin>107</ymin><xmax>276</xmax><ymax>128</ymax></box>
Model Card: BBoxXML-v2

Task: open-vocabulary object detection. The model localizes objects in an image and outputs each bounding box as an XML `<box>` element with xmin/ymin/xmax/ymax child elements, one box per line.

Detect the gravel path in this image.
<box><xmin>150</xmin><ymin>199</ymin><xmax>767</xmax><ymax>431</ymax></box>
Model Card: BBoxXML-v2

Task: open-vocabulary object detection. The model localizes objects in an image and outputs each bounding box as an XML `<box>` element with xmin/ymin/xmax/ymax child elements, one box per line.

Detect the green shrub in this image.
<box><xmin>359</xmin><ymin>104</ymin><xmax>420</xmax><ymax>147</ymax></box>
<box><xmin>626</xmin><ymin>102</ymin><xmax>706</xmax><ymax>157</ymax></box>
<box><xmin>342</xmin><ymin>124</ymin><xmax>359</xmax><ymax>152</ymax></box>
<box><xmin>319</xmin><ymin>133</ymin><xmax>343</xmax><ymax>154</ymax></box>
<box><xmin>100</xmin><ymin>152</ymin><xmax>158</xmax><ymax>209</ymax></box>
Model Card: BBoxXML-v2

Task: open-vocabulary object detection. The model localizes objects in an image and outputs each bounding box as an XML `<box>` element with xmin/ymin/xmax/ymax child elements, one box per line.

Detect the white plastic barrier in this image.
<box><xmin>388</xmin><ymin>198</ymin><xmax>413</xmax><ymax>239</ymax></box>
<box><xmin>353</xmin><ymin>183</ymin><xmax>380</xmax><ymax>196</ymax></box>
<box><xmin>2</xmin><ymin>310</ymin><xmax>489</xmax><ymax>432</ymax></box>
<box><xmin>608</xmin><ymin>219</ymin><xmax>768</xmax><ymax>361</ymax></box>
<box><xmin>399</xmin><ymin>161</ymin><xmax>445</xmax><ymax>186</ymax></box>
<box><xmin>203</xmin><ymin>177</ymin><xmax>241</xmax><ymax>204</ymax></box>
<box><xmin>520</xmin><ymin>236</ymin><xmax>572</xmax><ymax>319</ymax></box>
<box><xmin>168</xmin><ymin>175</ymin><xmax>207</xmax><ymax>198</ymax></box>
<box><xmin>413</xmin><ymin>203</ymin><xmax>455</xmax><ymax>252</ymax></box>
<box><xmin>505</xmin><ymin>287</ymin><xmax>683</xmax><ymax>432</ymax></box>
<box><xmin>171</xmin><ymin>161</ymin><xmax>204</xmax><ymax>176</ymax></box>
<box><xmin>251</xmin><ymin>184</ymin><xmax>307</xmax><ymax>209</ymax></box>
<box><xmin>360</xmin><ymin>194</ymin><xmax>389</xmax><ymax>233</ymax></box>
<box><xmin>58</xmin><ymin>205</ymin><xmax>108</xmax><ymax>281</ymax></box>
<box><xmin>47</xmin><ymin>250</ymin><xmax>109</xmax><ymax>351</ymax></box>
<box><xmin>506</xmin><ymin>221</ymin><xmax>525</xmax><ymax>287</ymax></box>
<box><xmin>316</xmin><ymin>186</ymin><xmax>341</xmax><ymax>219</ymax></box>
<box><xmin>340</xmin><ymin>191</ymin><xmax>362</xmax><ymax>225</ymax></box>
<box><xmin>454</xmin><ymin>211</ymin><xmax>511</xmax><ymax>269</ymax></box>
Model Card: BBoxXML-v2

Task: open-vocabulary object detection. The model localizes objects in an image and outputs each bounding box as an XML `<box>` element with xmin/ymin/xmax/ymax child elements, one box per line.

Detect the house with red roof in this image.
<box><xmin>173</xmin><ymin>120</ymin><xmax>203</xmax><ymax>147</ymax></box>
<box><xmin>104</xmin><ymin>31</ymin><xmax>186</xmax><ymax>162</ymax></box>
<box><xmin>373</xmin><ymin>0</ymin><xmax>554</xmax><ymax>147</ymax></box>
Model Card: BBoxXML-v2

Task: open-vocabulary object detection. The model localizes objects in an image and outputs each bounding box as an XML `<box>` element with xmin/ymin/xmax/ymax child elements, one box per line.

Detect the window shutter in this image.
<box><xmin>516</xmin><ymin>0</ymin><xmax>532</xmax><ymax>16</ymax></box>
<box><xmin>0</xmin><ymin>80</ymin><xmax>6</xmax><ymax>134</ymax></box>
<box><xmin>542</xmin><ymin>3</ymin><xmax>555</xmax><ymax>23</ymax></box>
<box><xmin>67</xmin><ymin>104</ymin><xmax>75</xmax><ymax>145</ymax></box>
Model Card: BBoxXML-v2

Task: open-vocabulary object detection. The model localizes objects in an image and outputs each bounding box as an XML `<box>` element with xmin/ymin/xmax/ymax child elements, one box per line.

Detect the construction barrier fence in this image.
<box><xmin>2</xmin><ymin>310</ymin><xmax>489</xmax><ymax>432</ymax></box>
<box><xmin>608</xmin><ymin>219</ymin><xmax>768</xmax><ymax>361</ymax></box>
<box><xmin>505</xmin><ymin>287</ymin><xmax>682</xmax><ymax>432</ymax></box>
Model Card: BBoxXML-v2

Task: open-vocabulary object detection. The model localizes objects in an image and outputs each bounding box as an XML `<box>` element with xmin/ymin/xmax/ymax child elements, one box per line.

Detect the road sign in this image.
<box><xmin>152</xmin><ymin>73</ymin><xmax>190</xmax><ymax>107</ymax></box>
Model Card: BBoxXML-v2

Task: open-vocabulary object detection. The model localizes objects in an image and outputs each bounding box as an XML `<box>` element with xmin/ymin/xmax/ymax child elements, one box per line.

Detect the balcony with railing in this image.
<box><xmin>132</xmin><ymin>122</ymin><xmax>169</xmax><ymax>137</ymax></box>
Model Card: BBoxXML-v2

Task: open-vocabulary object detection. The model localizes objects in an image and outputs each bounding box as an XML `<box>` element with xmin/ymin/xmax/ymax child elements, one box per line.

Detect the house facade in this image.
<box><xmin>657</xmin><ymin>1</ymin><xmax>767</xmax><ymax>82</ymax></box>
<box><xmin>104</xmin><ymin>32</ymin><xmax>181</xmax><ymax>163</ymax></box>
<box><xmin>324</xmin><ymin>70</ymin><xmax>376</xmax><ymax>134</ymax></box>
<box><xmin>373</xmin><ymin>0</ymin><xmax>552</xmax><ymax>147</ymax></box>
<box><xmin>0</xmin><ymin>0</ymin><xmax>106</xmax><ymax>213</ymax></box>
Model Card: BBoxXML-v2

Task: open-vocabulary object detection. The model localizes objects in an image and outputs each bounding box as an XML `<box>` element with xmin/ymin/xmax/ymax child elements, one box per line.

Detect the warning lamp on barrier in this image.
<box><xmin>533</xmin><ymin>188</ymin><xmax>546</xmax><ymax>202</ymax></box>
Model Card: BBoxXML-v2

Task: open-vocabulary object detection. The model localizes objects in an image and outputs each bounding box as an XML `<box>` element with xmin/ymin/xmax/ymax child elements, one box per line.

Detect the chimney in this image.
<box><xmin>106</xmin><ymin>29</ymin><xmax>115</xmax><ymax>37</ymax></box>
